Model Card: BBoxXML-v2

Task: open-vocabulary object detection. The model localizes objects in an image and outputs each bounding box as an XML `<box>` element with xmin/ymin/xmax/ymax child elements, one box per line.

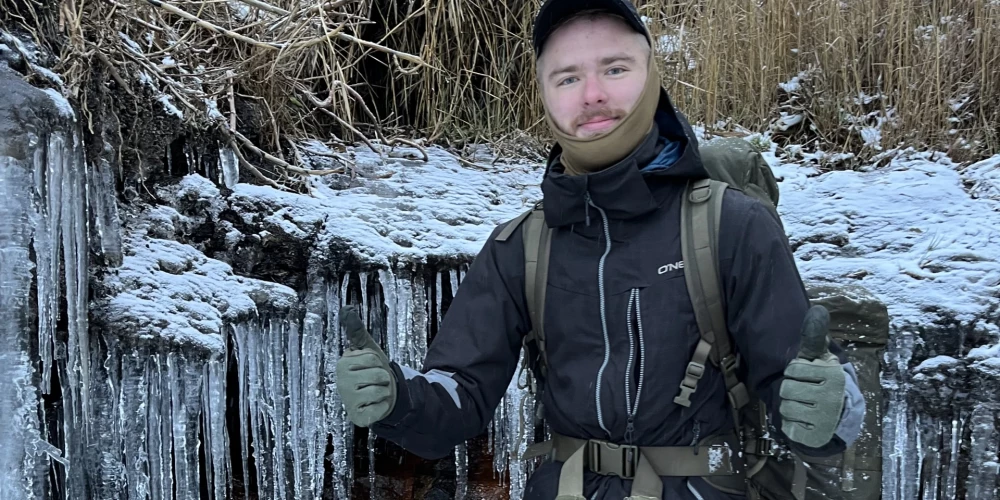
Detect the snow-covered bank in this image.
<box><xmin>228</xmin><ymin>144</ymin><xmax>543</xmax><ymax>267</ymax></box>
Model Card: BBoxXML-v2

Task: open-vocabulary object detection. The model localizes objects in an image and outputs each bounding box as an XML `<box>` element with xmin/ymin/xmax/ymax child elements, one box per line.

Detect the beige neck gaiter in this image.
<box><xmin>545</xmin><ymin>49</ymin><xmax>661</xmax><ymax>176</ymax></box>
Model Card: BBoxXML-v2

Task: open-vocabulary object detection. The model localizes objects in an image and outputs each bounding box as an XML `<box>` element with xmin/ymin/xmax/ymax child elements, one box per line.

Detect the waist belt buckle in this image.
<box><xmin>755</xmin><ymin>437</ymin><xmax>778</xmax><ymax>457</ymax></box>
<box><xmin>588</xmin><ymin>441</ymin><xmax>640</xmax><ymax>479</ymax></box>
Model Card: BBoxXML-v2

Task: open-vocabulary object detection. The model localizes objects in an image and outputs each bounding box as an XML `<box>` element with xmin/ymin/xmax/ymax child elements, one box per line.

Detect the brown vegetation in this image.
<box><xmin>1</xmin><ymin>0</ymin><xmax>997</xmax><ymax>184</ymax></box>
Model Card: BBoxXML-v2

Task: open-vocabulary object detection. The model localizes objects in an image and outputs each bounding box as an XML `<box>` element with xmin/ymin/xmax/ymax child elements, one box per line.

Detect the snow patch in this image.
<box><xmin>779</xmin><ymin>72</ymin><xmax>809</xmax><ymax>93</ymax></box>
<box><xmin>914</xmin><ymin>355</ymin><xmax>961</xmax><ymax>372</ymax></box>
<box><xmin>157</xmin><ymin>94</ymin><xmax>184</xmax><ymax>119</ymax></box>
<box><xmin>962</xmin><ymin>154</ymin><xmax>1000</xmax><ymax>202</ymax></box>
<box><xmin>42</xmin><ymin>88</ymin><xmax>75</xmax><ymax>120</ymax></box>
<box><xmin>229</xmin><ymin>143</ymin><xmax>542</xmax><ymax>267</ymax></box>
<box><xmin>98</xmin><ymin>235</ymin><xmax>297</xmax><ymax>354</ymax></box>
<box><xmin>772</xmin><ymin>151</ymin><xmax>1000</xmax><ymax>327</ymax></box>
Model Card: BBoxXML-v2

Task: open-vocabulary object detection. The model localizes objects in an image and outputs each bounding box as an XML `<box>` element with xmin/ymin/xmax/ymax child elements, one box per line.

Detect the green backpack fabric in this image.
<box><xmin>499</xmin><ymin>137</ymin><xmax>887</xmax><ymax>500</ymax></box>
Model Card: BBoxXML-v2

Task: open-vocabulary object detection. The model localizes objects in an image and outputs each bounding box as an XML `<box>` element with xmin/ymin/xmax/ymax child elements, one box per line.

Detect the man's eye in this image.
<box><xmin>559</xmin><ymin>76</ymin><xmax>578</xmax><ymax>86</ymax></box>
<box><xmin>608</xmin><ymin>67</ymin><xmax>626</xmax><ymax>76</ymax></box>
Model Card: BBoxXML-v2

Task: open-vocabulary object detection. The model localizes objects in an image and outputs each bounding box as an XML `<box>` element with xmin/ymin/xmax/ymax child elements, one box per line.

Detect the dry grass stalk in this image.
<box><xmin>2</xmin><ymin>0</ymin><xmax>998</xmax><ymax>173</ymax></box>
<box><xmin>1</xmin><ymin>0</ymin><xmax>428</xmax><ymax>191</ymax></box>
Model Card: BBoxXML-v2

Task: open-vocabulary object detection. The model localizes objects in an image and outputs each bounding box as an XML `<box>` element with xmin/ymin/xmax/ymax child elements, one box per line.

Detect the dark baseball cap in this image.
<box><xmin>532</xmin><ymin>0</ymin><xmax>650</xmax><ymax>57</ymax></box>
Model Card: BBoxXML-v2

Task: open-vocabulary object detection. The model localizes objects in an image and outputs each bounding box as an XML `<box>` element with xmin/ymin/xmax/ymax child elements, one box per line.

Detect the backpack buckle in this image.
<box><xmin>586</xmin><ymin>441</ymin><xmax>640</xmax><ymax>479</ymax></box>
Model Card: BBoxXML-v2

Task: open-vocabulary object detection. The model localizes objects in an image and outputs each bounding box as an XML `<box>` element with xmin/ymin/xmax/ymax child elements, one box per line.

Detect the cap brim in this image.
<box><xmin>532</xmin><ymin>0</ymin><xmax>648</xmax><ymax>55</ymax></box>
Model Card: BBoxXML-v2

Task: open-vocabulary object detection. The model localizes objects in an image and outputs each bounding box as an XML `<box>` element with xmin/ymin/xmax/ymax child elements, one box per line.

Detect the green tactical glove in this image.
<box><xmin>779</xmin><ymin>305</ymin><xmax>847</xmax><ymax>449</ymax></box>
<box><xmin>335</xmin><ymin>305</ymin><xmax>397</xmax><ymax>427</ymax></box>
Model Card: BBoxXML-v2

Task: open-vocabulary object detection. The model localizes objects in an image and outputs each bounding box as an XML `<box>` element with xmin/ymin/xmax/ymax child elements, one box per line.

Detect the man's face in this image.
<box><xmin>538</xmin><ymin>15</ymin><xmax>650</xmax><ymax>139</ymax></box>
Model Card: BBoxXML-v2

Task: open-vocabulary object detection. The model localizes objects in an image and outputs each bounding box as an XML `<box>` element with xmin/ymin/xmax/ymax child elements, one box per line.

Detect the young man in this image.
<box><xmin>335</xmin><ymin>0</ymin><xmax>865</xmax><ymax>498</ymax></box>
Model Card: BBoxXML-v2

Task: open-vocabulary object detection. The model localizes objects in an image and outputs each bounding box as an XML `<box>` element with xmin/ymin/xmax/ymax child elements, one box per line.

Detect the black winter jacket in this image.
<box><xmin>371</xmin><ymin>89</ymin><xmax>847</xmax><ymax>499</ymax></box>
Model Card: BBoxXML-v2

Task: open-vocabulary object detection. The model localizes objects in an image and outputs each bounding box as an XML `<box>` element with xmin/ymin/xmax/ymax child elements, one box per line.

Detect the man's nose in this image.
<box><xmin>582</xmin><ymin>76</ymin><xmax>608</xmax><ymax>106</ymax></box>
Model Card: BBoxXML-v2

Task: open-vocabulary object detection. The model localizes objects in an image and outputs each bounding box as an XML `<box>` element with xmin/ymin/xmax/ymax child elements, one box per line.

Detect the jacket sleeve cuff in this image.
<box><xmin>372</xmin><ymin>362</ymin><xmax>414</xmax><ymax>429</ymax></box>
<box><xmin>833</xmin><ymin>362</ymin><xmax>865</xmax><ymax>447</ymax></box>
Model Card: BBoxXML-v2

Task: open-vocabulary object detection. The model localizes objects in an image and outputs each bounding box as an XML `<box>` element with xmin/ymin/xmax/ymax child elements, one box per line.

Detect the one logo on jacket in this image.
<box><xmin>658</xmin><ymin>260</ymin><xmax>685</xmax><ymax>275</ymax></box>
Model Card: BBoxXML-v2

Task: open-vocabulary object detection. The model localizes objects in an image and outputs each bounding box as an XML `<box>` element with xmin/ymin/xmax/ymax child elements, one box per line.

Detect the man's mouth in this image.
<box><xmin>578</xmin><ymin>115</ymin><xmax>619</xmax><ymax>131</ymax></box>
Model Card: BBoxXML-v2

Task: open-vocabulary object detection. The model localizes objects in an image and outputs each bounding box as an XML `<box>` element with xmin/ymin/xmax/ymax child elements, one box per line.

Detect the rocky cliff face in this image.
<box><xmin>2</xmin><ymin>35</ymin><xmax>1000</xmax><ymax>500</ymax></box>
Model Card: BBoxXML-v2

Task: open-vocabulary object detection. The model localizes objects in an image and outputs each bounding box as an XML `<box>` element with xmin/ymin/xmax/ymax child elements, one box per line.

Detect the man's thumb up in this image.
<box><xmin>779</xmin><ymin>304</ymin><xmax>846</xmax><ymax>448</ymax></box>
<box><xmin>340</xmin><ymin>305</ymin><xmax>389</xmax><ymax>363</ymax></box>
<box><xmin>797</xmin><ymin>304</ymin><xmax>832</xmax><ymax>361</ymax></box>
<box><xmin>336</xmin><ymin>305</ymin><xmax>396</xmax><ymax>427</ymax></box>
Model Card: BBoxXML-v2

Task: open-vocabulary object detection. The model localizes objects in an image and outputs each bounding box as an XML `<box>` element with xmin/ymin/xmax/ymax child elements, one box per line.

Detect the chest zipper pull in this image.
<box><xmin>584</xmin><ymin>192</ymin><xmax>592</xmax><ymax>227</ymax></box>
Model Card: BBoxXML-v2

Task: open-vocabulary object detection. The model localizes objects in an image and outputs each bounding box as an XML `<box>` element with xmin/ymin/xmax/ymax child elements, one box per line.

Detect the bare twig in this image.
<box><xmin>95</xmin><ymin>49</ymin><xmax>134</xmax><ymax>96</ymax></box>
<box><xmin>233</xmin><ymin>129</ymin><xmax>345</xmax><ymax>176</ymax></box>
<box><xmin>387</xmin><ymin>137</ymin><xmax>428</xmax><ymax>162</ymax></box>
<box><xmin>227</xmin><ymin>69</ymin><xmax>237</xmax><ymax>131</ymax></box>
<box><xmin>227</xmin><ymin>136</ymin><xmax>287</xmax><ymax>191</ymax></box>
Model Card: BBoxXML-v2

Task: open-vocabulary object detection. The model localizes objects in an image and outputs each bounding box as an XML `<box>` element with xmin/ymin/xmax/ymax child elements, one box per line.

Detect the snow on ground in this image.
<box><xmin>97</xmin><ymin>235</ymin><xmax>297</xmax><ymax>354</ymax></box>
<box><xmin>108</xmin><ymin>137</ymin><xmax>1000</xmax><ymax>354</ymax></box>
<box><xmin>963</xmin><ymin>154</ymin><xmax>1000</xmax><ymax>202</ymax></box>
<box><xmin>765</xmin><ymin>146</ymin><xmax>1000</xmax><ymax>333</ymax></box>
<box><xmin>229</xmin><ymin>143</ymin><xmax>544</xmax><ymax>267</ymax></box>
<box><xmin>230</xmin><ymin>138</ymin><xmax>999</xmax><ymax>333</ymax></box>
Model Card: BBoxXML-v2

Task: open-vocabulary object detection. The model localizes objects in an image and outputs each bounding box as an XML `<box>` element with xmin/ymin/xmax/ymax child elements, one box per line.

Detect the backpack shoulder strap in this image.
<box><xmin>495</xmin><ymin>203</ymin><xmax>551</xmax><ymax>380</ymax></box>
<box><xmin>674</xmin><ymin>179</ymin><xmax>750</xmax><ymax>414</ymax></box>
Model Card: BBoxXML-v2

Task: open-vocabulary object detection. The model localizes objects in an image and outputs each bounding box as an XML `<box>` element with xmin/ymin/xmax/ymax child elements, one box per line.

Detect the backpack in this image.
<box><xmin>499</xmin><ymin>137</ymin><xmax>887</xmax><ymax>500</ymax></box>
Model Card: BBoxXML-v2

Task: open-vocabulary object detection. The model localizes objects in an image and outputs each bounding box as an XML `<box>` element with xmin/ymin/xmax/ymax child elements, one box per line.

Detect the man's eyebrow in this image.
<box><xmin>547</xmin><ymin>64</ymin><xmax>579</xmax><ymax>81</ymax></box>
<box><xmin>600</xmin><ymin>53</ymin><xmax>637</xmax><ymax>66</ymax></box>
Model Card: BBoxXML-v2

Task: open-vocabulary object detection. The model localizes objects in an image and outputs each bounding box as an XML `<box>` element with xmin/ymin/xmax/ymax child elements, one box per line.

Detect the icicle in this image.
<box><xmin>412</xmin><ymin>272</ymin><xmax>428</xmax><ymax>368</ymax></box>
<box><xmin>31</xmin><ymin>137</ymin><xmax>61</xmax><ymax>396</ymax></box>
<box><xmin>167</xmin><ymin>144</ymin><xmax>173</xmax><ymax>177</ymax></box>
<box><xmin>325</xmin><ymin>275</ymin><xmax>352</xmax><ymax>499</ymax></box>
<box><xmin>147</xmin><ymin>353</ymin><xmax>172</xmax><ymax>500</ymax></box>
<box><xmin>300</xmin><ymin>271</ymin><xmax>328</xmax><ymax>500</ymax></box>
<box><xmin>493</xmin><ymin>391</ymin><xmax>507</xmax><ymax>481</ymax></box>
<box><xmin>882</xmin><ymin>327</ymin><xmax>916</xmax><ymax>500</ymax></box>
<box><xmin>267</xmin><ymin>319</ymin><xmax>291</xmax><ymax>500</ymax></box>
<box><xmin>379</xmin><ymin>268</ymin><xmax>400</xmax><ymax>363</ymax></box>
<box><xmin>360</xmin><ymin>272</ymin><xmax>369</xmax><ymax>324</ymax></box>
<box><xmin>203</xmin><ymin>354</ymin><xmax>228</xmax><ymax>500</ymax></box>
<box><xmin>455</xmin><ymin>442</ymin><xmax>468</xmax><ymax>500</ymax></box>
<box><xmin>51</xmin><ymin>130</ymin><xmax>91</xmax><ymax>500</ymax></box>
<box><xmin>88</xmin><ymin>158</ymin><xmax>123</xmax><ymax>265</ymax></box>
<box><xmin>507</xmin><ymin>363</ymin><xmax>535</xmax><ymax>500</ymax></box>
<box><xmin>943</xmin><ymin>415</ymin><xmax>963</xmax><ymax>499</ymax></box>
<box><xmin>436</xmin><ymin>271</ymin><xmax>443</xmax><ymax>326</ymax></box>
<box><xmin>395</xmin><ymin>270</ymin><xmax>414</xmax><ymax>367</ymax></box>
<box><xmin>288</xmin><ymin>305</ymin><xmax>304</xmax><ymax>498</ymax></box>
<box><xmin>122</xmin><ymin>349</ymin><xmax>150</xmax><ymax>500</ymax></box>
<box><xmin>0</xmin><ymin>151</ymin><xmax>47</xmax><ymax>500</ymax></box>
<box><xmin>917</xmin><ymin>415</ymin><xmax>939</xmax><ymax>500</ymax></box>
<box><xmin>234</xmin><ymin>323</ymin><xmax>252</xmax><ymax>498</ymax></box>
<box><xmin>965</xmin><ymin>406</ymin><xmax>999</xmax><ymax>499</ymax></box>
<box><xmin>168</xmin><ymin>352</ymin><xmax>201</xmax><ymax>500</ymax></box>
<box><xmin>220</xmin><ymin>147</ymin><xmax>239</xmax><ymax>189</ymax></box>
<box><xmin>450</xmin><ymin>268</ymin><xmax>460</xmax><ymax>308</ymax></box>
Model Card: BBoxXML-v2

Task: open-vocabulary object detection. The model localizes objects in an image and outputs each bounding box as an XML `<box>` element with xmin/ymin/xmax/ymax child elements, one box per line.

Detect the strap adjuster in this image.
<box><xmin>720</xmin><ymin>354</ymin><xmax>739</xmax><ymax>374</ymax></box>
<box><xmin>682</xmin><ymin>361</ymin><xmax>706</xmax><ymax>383</ymax></box>
<box><xmin>587</xmin><ymin>441</ymin><xmax>640</xmax><ymax>479</ymax></box>
<box><xmin>749</xmin><ymin>437</ymin><xmax>778</xmax><ymax>457</ymax></box>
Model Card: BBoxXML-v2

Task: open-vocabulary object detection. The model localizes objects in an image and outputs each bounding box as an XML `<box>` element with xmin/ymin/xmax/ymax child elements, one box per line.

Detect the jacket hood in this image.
<box><xmin>539</xmin><ymin>87</ymin><xmax>708</xmax><ymax>227</ymax></box>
